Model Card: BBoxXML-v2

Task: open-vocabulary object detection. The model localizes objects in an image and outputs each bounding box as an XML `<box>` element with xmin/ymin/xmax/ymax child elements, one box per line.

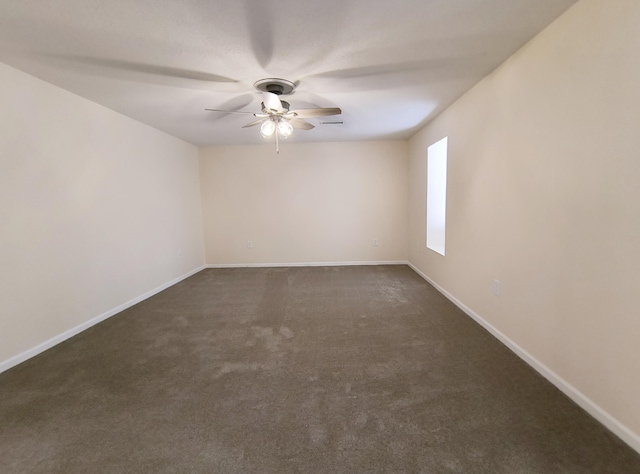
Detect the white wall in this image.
<box><xmin>0</xmin><ymin>62</ymin><xmax>205</xmax><ymax>369</ymax></box>
<box><xmin>200</xmin><ymin>141</ymin><xmax>408</xmax><ymax>265</ymax></box>
<box><xmin>408</xmin><ymin>0</ymin><xmax>640</xmax><ymax>449</ymax></box>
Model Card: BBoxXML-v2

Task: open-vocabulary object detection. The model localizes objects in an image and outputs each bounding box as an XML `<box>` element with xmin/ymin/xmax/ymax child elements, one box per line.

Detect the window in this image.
<box><xmin>426</xmin><ymin>137</ymin><xmax>448</xmax><ymax>256</ymax></box>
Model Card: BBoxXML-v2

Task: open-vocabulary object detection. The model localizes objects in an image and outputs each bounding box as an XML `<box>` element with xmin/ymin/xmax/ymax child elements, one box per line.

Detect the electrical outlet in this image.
<box><xmin>247</xmin><ymin>241</ymin><xmax>253</xmax><ymax>249</ymax></box>
<box><xmin>373</xmin><ymin>239</ymin><xmax>379</xmax><ymax>246</ymax></box>
<box><xmin>493</xmin><ymin>279</ymin><xmax>502</xmax><ymax>297</ymax></box>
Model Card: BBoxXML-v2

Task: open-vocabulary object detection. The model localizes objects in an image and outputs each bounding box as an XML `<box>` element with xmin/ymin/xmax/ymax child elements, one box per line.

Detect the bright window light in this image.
<box><xmin>426</xmin><ymin>137</ymin><xmax>448</xmax><ymax>256</ymax></box>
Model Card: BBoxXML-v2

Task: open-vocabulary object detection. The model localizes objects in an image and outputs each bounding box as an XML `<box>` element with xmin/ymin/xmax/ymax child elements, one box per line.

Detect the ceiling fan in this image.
<box><xmin>205</xmin><ymin>78</ymin><xmax>342</xmax><ymax>153</ymax></box>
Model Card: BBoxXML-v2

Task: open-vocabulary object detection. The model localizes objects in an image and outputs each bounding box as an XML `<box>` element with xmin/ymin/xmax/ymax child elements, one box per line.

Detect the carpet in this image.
<box><xmin>1</xmin><ymin>265</ymin><xmax>639</xmax><ymax>473</ymax></box>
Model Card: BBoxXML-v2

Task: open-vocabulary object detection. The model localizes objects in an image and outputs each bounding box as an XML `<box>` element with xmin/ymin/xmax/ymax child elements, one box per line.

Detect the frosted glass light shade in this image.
<box><xmin>260</xmin><ymin>120</ymin><xmax>276</xmax><ymax>137</ymax></box>
<box><xmin>277</xmin><ymin>120</ymin><xmax>293</xmax><ymax>139</ymax></box>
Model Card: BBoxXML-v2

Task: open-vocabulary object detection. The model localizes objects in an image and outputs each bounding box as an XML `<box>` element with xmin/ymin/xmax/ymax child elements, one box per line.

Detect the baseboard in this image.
<box><xmin>206</xmin><ymin>260</ymin><xmax>409</xmax><ymax>268</ymax></box>
<box><xmin>0</xmin><ymin>265</ymin><xmax>206</xmax><ymax>375</ymax></box>
<box><xmin>407</xmin><ymin>262</ymin><xmax>640</xmax><ymax>455</ymax></box>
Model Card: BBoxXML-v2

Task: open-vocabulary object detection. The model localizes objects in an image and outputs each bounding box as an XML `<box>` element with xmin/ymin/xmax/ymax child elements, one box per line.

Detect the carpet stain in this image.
<box><xmin>354</xmin><ymin>412</ymin><xmax>368</xmax><ymax>427</ymax></box>
<box><xmin>308</xmin><ymin>425</ymin><xmax>328</xmax><ymax>446</ymax></box>
<box><xmin>251</xmin><ymin>326</ymin><xmax>282</xmax><ymax>352</ymax></box>
<box><xmin>378</xmin><ymin>284</ymin><xmax>409</xmax><ymax>305</ymax></box>
<box><xmin>215</xmin><ymin>362</ymin><xmax>263</xmax><ymax>378</ymax></box>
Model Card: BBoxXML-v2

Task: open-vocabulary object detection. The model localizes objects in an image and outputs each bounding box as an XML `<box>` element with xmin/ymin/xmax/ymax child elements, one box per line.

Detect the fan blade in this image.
<box><xmin>40</xmin><ymin>54</ymin><xmax>244</xmax><ymax>92</ymax></box>
<box><xmin>205</xmin><ymin>108</ymin><xmax>260</xmax><ymax>116</ymax></box>
<box><xmin>244</xmin><ymin>2</ymin><xmax>274</xmax><ymax>69</ymax></box>
<box><xmin>242</xmin><ymin>117</ymin><xmax>269</xmax><ymax>128</ymax></box>
<box><xmin>263</xmin><ymin>92</ymin><xmax>284</xmax><ymax>113</ymax></box>
<box><xmin>290</xmin><ymin>107</ymin><xmax>342</xmax><ymax>118</ymax></box>
<box><xmin>290</xmin><ymin>118</ymin><xmax>315</xmax><ymax>130</ymax></box>
<box><xmin>71</xmin><ymin>57</ymin><xmax>239</xmax><ymax>83</ymax></box>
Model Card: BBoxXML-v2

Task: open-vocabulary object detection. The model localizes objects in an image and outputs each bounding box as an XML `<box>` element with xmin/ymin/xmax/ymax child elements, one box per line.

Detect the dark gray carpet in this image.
<box><xmin>1</xmin><ymin>265</ymin><xmax>639</xmax><ymax>473</ymax></box>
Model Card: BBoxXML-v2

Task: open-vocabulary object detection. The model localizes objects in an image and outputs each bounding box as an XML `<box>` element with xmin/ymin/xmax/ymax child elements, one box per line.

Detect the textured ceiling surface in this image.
<box><xmin>0</xmin><ymin>0</ymin><xmax>577</xmax><ymax>146</ymax></box>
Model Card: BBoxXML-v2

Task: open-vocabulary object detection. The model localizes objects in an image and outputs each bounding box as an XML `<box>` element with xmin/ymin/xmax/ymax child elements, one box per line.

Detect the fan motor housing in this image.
<box><xmin>254</xmin><ymin>78</ymin><xmax>296</xmax><ymax>96</ymax></box>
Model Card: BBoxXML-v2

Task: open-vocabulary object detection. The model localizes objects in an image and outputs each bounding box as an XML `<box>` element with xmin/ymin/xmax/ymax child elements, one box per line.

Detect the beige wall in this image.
<box><xmin>408</xmin><ymin>0</ymin><xmax>640</xmax><ymax>447</ymax></box>
<box><xmin>200</xmin><ymin>141</ymin><xmax>408</xmax><ymax>265</ymax></box>
<box><xmin>0</xmin><ymin>62</ymin><xmax>205</xmax><ymax>367</ymax></box>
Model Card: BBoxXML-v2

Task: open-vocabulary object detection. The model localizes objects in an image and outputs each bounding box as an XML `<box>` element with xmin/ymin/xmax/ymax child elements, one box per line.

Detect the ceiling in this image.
<box><xmin>0</xmin><ymin>0</ymin><xmax>577</xmax><ymax>146</ymax></box>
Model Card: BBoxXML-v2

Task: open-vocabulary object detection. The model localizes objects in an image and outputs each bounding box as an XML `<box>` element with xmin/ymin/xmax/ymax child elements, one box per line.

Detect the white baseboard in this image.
<box><xmin>0</xmin><ymin>265</ymin><xmax>206</xmax><ymax>375</ymax></box>
<box><xmin>206</xmin><ymin>260</ymin><xmax>409</xmax><ymax>268</ymax></box>
<box><xmin>407</xmin><ymin>262</ymin><xmax>640</xmax><ymax>455</ymax></box>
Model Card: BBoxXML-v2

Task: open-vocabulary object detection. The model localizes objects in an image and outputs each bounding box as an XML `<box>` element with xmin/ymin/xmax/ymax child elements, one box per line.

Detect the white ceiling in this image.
<box><xmin>0</xmin><ymin>0</ymin><xmax>577</xmax><ymax>146</ymax></box>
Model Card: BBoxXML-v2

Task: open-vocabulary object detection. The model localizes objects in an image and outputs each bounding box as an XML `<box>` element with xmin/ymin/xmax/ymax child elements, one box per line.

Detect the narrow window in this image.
<box><xmin>426</xmin><ymin>137</ymin><xmax>448</xmax><ymax>256</ymax></box>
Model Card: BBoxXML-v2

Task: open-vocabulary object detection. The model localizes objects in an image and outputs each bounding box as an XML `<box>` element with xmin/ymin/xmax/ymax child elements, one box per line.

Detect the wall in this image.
<box><xmin>200</xmin><ymin>141</ymin><xmax>408</xmax><ymax>265</ymax></box>
<box><xmin>408</xmin><ymin>0</ymin><xmax>640</xmax><ymax>449</ymax></box>
<box><xmin>0</xmin><ymin>62</ymin><xmax>205</xmax><ymax>369</ymax></box>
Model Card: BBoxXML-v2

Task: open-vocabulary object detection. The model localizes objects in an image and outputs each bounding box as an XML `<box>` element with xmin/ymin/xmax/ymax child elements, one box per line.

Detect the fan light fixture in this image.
<box><xmin>205</xmin><ymin>78</ymin><xmax>342</xmax><ymax>154</ymax></box>
<box><xmin>260</xmin><ymin>117</ymin><xmax>293</xmax><ymax>140</ymax></box>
